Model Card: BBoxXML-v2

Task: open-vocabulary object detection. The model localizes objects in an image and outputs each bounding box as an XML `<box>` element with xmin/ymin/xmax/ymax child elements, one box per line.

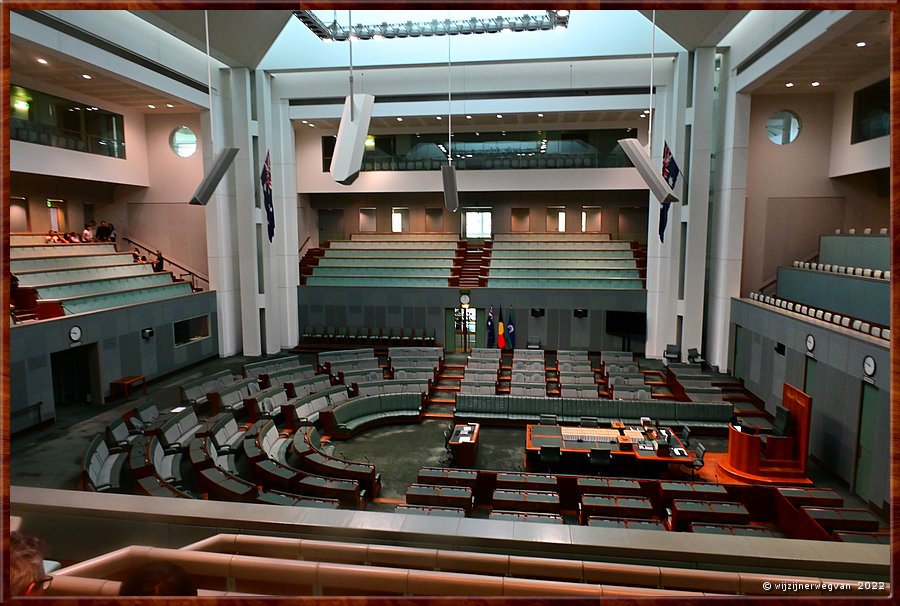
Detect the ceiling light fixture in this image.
<box><xmin>301</xmin><ymin>120</ymin><xmax>308</xmax><ymax>123</ymax></box>
<box><xmin>811</xmin><ymin>81</ymin><xmax>820</xmax><ymax>87</ymax></box>
<box><xmin>466</xmin><ymin>115</ymin><xmax>472</xmax><ymax>119</ymax></box>
<box><xmin>856</xmin><ymin>41</ymin><xmax>866</xmax><ymax>47</ymax></box>
<box><xmin>147</xmin><ymin>104</ymin><xmax>156</xmax><ymax>109</ymax></box>
<box><xmin>82</xmin><ymin>74</ymin><xmax>92</xmax><ymax>79</ymax></box>
<box><xmin>36</xmin><ymin>58</ymin><xmax>48</xmax><ymax>64</ymax></box>
<box><xmin>537</xmin><ymin>113</ymin><xmax>544</xmax><ymax>118</ymax></box>
<box><xmin>436</xmin><ymin>116</ymin><xmax>442</xmax><ymax>120</ymax></box>
<box><xmin>166</xmin><ymin>103</ymin><xmax>174</xmax><ymax>108</ymax></box>
<box><xmin>496</xmin><ymin>114</ymin><xmax>503</xmax><ymax>118</ymax></box>
<box><xmin>294</xmin><ymin>10</ymin><xmax>569</xmax><ymax>41</ymax></box>
<box><xmin>396</xmin><ymin>117</ymin><xmax>403</xmax><ymax>122</ymax></box>
<box><xmin>785</xmin><ymin>82</ymin><xmax>794</xmax><ymax>88</ymax></box>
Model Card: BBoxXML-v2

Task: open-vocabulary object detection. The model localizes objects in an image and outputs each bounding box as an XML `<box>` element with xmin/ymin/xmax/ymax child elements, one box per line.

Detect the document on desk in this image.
<box><xmin>458</xmin><ymin>435</ymin><xmax>472</xmax><ymax>443</ymax></box>
<box><xmin>672</xmin><ymin>448</ymin><xmax>687</xmax><ymax>456</ymax></box>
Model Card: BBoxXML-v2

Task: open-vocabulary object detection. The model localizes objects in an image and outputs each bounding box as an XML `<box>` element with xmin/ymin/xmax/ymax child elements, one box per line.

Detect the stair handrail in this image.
<box><xmin>122</xmin><ymin>237</ymin><xmax>210</xmax><ymax>292</ymax></box>
<box><xmin>299</xmin><ymin>236</ymin><xmax>312</xmax><ymax>256</ymax></box>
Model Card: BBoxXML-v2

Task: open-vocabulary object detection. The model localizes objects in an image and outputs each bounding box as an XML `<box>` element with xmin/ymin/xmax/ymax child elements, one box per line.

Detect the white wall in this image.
<box><xmin>829</xmin><ymin>68</ymin><xmax>890</xmax><ymax>177</ymax></box>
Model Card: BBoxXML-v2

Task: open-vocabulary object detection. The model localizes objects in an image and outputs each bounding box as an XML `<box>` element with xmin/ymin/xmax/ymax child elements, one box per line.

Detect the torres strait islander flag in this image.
<box><xmin>486</xmin><ymin>305</ymin><xmax>495</xmax><ymax>348</ymax></box>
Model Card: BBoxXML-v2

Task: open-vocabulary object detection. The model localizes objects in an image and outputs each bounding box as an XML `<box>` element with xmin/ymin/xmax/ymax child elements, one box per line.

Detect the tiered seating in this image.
<box><xmin>455</xmin><ymin>394</ymin><xmax>733</xmax><ymax>429</ymax></box>
<box><xmin>748</xmin><ymin>292</ymin><xmax>890</xmax><ymax>341</ymax></box>
<box><xmin>243</xmin><ymin>355</ymin><xmax>303</xmax><ymax>378</ymax></box>
<box><xmin>245</xmin><ymin>420</ymin><xmax>365</xmax><ymax>508</ymax></box>
<box><xmin>487</xmin><ymin>233</ymin><xmax>643</xmax><ymax>289</ymax></box>
<box><xmin>180</xmin><ymin>370</ymin><xmax>240</xmax><ymax>410</ymax></box>
<box><xmin>82</xmin><ymin>434</ymin><xmax>127</xmax><ymax>492</ymax></box>
<box><xmin>206</xmin><ymin>378</ymin><xmax>261</xmax><ymax>416</ymax></box>
<box><xmin>305</xmin><ymin>234</ymin><xmax>457</xmax><ymax>287</ymax></box>
<box><xmin>10</xmin><ymin>239</ymin><xmax>190</xmax><ymax>319</ymax></box>
<box><xmin>294</xmin><ymin>425</ymin><xmax>382</xmax><ymax>497</ymax></box>
<box><xmin>321</xmin><ymin>392</ymin><xmax>424</xmax><ymax>438</ymax></box>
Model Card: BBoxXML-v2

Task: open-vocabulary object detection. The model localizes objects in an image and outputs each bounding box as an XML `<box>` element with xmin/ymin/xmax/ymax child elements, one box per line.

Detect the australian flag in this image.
<box><xmin>486</xmin><ymin>305</ymin><xmax>495</xmax><ymax>348</ymax></box>
<box><xmin>659</xmin><ymin>142</ymin><xmax>680</xmax><ymax>243</ymax></box>
<box><xmin>261</xmin><ymin>151</ymin><xmax>275</xmax><ymax>242</ymax></box>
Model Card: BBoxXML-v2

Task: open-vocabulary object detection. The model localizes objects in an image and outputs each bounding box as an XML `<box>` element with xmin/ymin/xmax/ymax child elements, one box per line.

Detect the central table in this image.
<box><xmin>524</xmin><ymin>424</ymin><xmax>691</xmax><ymax>472</ymax></box>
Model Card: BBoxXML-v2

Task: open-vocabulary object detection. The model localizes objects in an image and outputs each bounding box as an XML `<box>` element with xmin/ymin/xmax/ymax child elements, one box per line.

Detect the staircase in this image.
<box><xmin>299</xmin><ymin>245</ymin><xmax>326</xmax><ymax>285</ymax></box>
<box><xmin>450</xmin><ymin>240</ymin><xmax>491</xmax><ymax>288</ymax></box>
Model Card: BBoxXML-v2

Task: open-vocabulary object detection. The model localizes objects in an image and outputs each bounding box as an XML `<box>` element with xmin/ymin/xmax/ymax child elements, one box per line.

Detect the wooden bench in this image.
<box><xmin>109</xmin><ymin>375</ymin><xmax>146</xmax><ymax>402</ymax></box>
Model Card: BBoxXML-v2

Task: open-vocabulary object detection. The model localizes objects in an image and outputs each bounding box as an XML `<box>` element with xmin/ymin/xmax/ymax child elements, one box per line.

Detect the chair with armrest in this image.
<box><xmin>663</xmin><ymin>344</ymin><xmax>680</xmax><ymax>363</ymax></box>
<box><xmin>540</xmin><ymin>445</ymin><xmax>561</xmax><ymax>472</ymax></box>
<box><xmin>680</xmin><ymin>424</ymin><xmax>691</xmax><ymax>448</ymax></box>
<box><xmin>685</xmin><ymin>443</ymin><xmax>706</xmax><ymax>479</ymax></box>
<box><xmin>687</xmin><ymin>348</ymin><xmax>705</xmax><ymax>365</ymax></box>
<box><xmin>589</xmin><ymin>447</ymin><xmax>612</xmax><ymax>474</ymax></box>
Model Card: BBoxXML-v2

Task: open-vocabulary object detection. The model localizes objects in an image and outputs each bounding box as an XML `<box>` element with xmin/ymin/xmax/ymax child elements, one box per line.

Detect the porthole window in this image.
<box><xmin>766</xmin><ymin>110</ymin><xmax>802</xmax><ymax>145</ymax></box>
<box><xmin>169</xmin><ymin>125</ymin><xmax>197</xmax><ymax>157</ymax></box>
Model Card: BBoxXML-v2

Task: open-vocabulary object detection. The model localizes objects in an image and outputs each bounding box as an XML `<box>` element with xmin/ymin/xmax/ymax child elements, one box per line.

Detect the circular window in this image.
<box><xmin>169</xmin><ymin>125</ymin><xmax>197</xmax><ymax>157</ymax></box>
<box><xmin>766</xmin><ymin>110</ymin><xmax>802</xmax><ymax>145</ymax></box>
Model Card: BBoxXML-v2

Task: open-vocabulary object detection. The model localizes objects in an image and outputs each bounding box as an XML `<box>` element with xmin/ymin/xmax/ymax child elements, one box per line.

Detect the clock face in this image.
<box><xmin>863</xmin><ymin>355</ymin><xmax>876</xmax><ymax>377</ymax></box>
<box><xmin>806</xmin><ymin>334</ymin><xmax>815</xmax><ymax>352</ymax></box>
<box><xmin>459</xmin><ymin>294</ymin><xmax>470</xmax><ymax>305</ymax></box>
<box><xmin>69</xmin><ymin>325</ymin><xmax>82</xmax><ymax>342</ymax></box>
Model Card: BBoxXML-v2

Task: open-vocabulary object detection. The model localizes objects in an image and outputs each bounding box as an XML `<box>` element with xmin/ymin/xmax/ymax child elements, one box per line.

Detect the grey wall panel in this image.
<box><xmin>10</xmin><ymin>292</ymin><xmax>218</xmax><ymax>433</ymax></box>
<box><xmin>818</xmin><ymin>234</ymin><xmax>889</xmax><ymax>270</ymax></box>
<box><xmin>298</xmin><ymin>285</ymin><xmax>646</xmax><ymax>352</ymax></box>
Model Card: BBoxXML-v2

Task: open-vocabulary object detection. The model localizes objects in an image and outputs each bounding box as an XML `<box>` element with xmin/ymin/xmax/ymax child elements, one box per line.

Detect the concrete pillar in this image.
<box><xmin>707</xmin><ymin>51</ymin><xmax>751</xmax><ymax>372</ymax></box>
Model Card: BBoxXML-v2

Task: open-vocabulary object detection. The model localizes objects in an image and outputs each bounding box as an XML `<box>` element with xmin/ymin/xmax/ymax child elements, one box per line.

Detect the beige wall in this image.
<box><xmin>307</xmin><ymin>190</ymin><xmax>649</xmax><ymax>242</ymax></box>
<box><xmin>742</xmin><ymin>92</ymin><xmax>888</xmax><ymax>294</ymax></box>
<box><xmin>117</xmin><ymin>113</ymin><xmax>208</xmax><ymax>276</ymax></box>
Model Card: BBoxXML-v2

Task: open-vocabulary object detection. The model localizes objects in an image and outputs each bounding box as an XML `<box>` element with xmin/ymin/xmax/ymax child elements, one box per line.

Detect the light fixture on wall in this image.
<box><xmin>141</xmin><ymin>328</ymin><xmax>155</xmax><ymax>340</ymax></box>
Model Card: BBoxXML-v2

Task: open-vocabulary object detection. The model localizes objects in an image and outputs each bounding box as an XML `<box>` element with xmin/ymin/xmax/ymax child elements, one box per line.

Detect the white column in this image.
<box><xmin>707</xmin><ymin>53</ymin><xmax>751</xmax><ymax>372</ymax></box>
<box><xmin>203</xmin><ymin>73</ymin><xmax>242</xmax><ymax>357</ymax></box>
<box><xmin>644</xmin><ymin>53</ymin><xmax>688</xmax><ymax>359</ymax></box>
<box><xmin>681</xmin><ymin>48</ymin><xmax>716</xmax><ymax>360</ymax></box>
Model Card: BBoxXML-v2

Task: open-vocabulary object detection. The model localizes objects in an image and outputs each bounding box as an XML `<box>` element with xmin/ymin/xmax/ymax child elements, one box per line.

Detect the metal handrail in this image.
<box><xmin>122</xmin><ymin>237</ymin><xmax>209</xmax><ymax>291</ymax></box>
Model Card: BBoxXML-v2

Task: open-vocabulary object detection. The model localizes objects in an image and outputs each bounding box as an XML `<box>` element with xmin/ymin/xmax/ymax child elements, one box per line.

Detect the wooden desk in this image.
<box><xmin>110</xmin><ymin>375</ymin><xmax>147</xmax><ymax>402</ymax></box>
<box><xmin>577</xmin><ymin>477</ymin><xmax>643</xmax><ymax>497</ymax></box>
<box><xmin>496</xmin><ymin>472</ymin><xmax>558</xmax><ymax>492</ymax></box>
<box><xmin>448</xmin><ymin>423</ymin><xmax>480</xmax><ymax>467</ymax></box>
<box><xmin>659</xmin><ymin>481</ymin><xmax>730</xmax><ymax>502</ymax></box>
<box><xmin>492</xmin><ymin>489</ymin><xmax>561</xmax><ymax>514</ymax></box>
<box><xmin>406</xmin><ymin>483</ymin><xmax>473</xmax><ymax>512</ymax></box>
<box><xmin>802</xmin><ymin>507</ymin><xmax>880</xmax><ymax>533</ymax></box>
<box><xmin>580</xmin><ymin>495</ymin><xmax>655</xmax><ymax>523</ymax></box>
<box><xmin>670</xmin><ymin>500</ymin><xmax>750</xmax><ymax>530</ymax></box>
<box><xmin>417</xmin><ymin>467</ymin><xmax>478</xmax><ymax>489</ymax></box>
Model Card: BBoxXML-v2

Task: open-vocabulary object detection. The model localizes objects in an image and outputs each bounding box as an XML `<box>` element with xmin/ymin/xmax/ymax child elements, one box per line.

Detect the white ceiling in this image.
<box><xmin>638</xmin><ymin>10</ymin><xmax>750</xmax><ymax>49</ymax></box>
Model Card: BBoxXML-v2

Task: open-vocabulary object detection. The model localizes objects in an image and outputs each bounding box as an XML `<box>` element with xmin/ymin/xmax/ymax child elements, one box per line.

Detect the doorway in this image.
<box><xmin>51</xmin><ymin>343</ymin><xmax>102</xmax><ymax>406</ymax></box>
<box><xmin>318</xmin><ymin>209</ymin><xmax>345</xmax><ymax>242</ymax></box>
<box><xmin>445</xmin><ymin>307</ymin><xmax>477</xmax><ymax>353</ymax></box>
<box><xmin>853</xmin><ymin>382</ymin><xmax>879</xmax><ymax>502</ymax></box>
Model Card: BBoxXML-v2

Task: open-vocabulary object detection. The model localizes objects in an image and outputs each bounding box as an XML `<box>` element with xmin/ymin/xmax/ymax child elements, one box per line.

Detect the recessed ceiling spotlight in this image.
<box><xmin>856</xmin><ymin>41</ymin><xmax>867</xmax><ymax>47</ymax></box>
<box><xmin>537</xmin><ymin>113</ymin><xmax>544</xmax><ymax>118</ymax></box>
<box><xmin>466</xmin><ymin>115</ymin><xmax>472</xmax><ymax>119</ymax></box>
<box><xmin>436</xmin><ymin>116</ymin><xmax>442</xmax><ymax>120</ymax></box>
<box><xmin>37</xmin><ymin>58</ymin><xmax>48</xmax><ymax>65</ymax></box>
<box><xmin>496</xmin><ymin>114</ymin><xmax>503</xmax><ymax>118</ymax></box>
<box><xmin>147</xmin><ymin>104</ymin><xmax>156</xmax><ymax>109</ymax></box>
<box><xmin>396</xmin><ymin>117</ymin><xmax>403</xmax><ymax>122</ymax></box>
<box><xmin>308</xmin><ymin>123</ymin><xmax>315</xmax><ymax>127</ymax></box>
<box><xmin>785</xmin><ymin>82</ymin><xmax>794</xmax><ymax>88</ymax></box>
<box><xmin>91</xmin><ymin>107</ymin><xmax>98</xmax><ymax>111</ymax></box>
<box><xmin>811</xmin><ymin>81</ymin><xmax>820</xmax><ymax>87</ymax></box>
<box><xmin>640</xmin><ymin>113</ymin><xmax>647</xmax><ymax>118</ymax></box>
<box><xmin>166</xmin><ymin>103</ymin><xmax>174</xmax><ymax>108</ymax></box>
<box><xmin>475</xmin><ymin>132</ymin><xmax>480</xmax><ymax>136</ymax></box>
<box><xmin>82</xmin><ymin>74</ymin><xmax>92</xmax><ymax>79</ymax></box>
<box><xmin>301</xmin><ymin>120</ymin><xmax>308</xmax><ymax>124</ymax></box>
